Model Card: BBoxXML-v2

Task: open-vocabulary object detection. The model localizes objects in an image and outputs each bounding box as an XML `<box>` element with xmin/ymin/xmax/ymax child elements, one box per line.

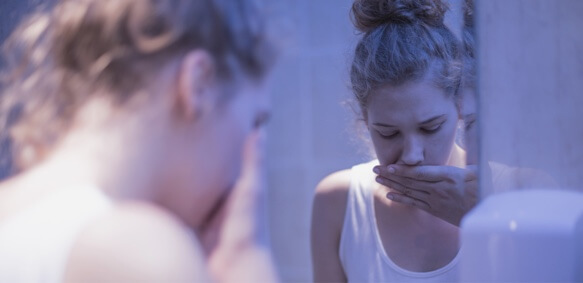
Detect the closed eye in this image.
<box><xmin>463</xmin><ymin>114</ymin><xmax>477</xmax><ymax>131</ymax></box>
<box><xmin>421</xmin><ymin>123</ymin><xmax>443</xmax><ymax>134</ymax></box>
<box><xmin>377</xmin><ymin>130</ymin><xmax>399</xmax><ymax>139</ymax></box>
<box><xmin>465</xmin><ymin>120</ymin><xmax>475</xmax><ymax>130</ymax></box>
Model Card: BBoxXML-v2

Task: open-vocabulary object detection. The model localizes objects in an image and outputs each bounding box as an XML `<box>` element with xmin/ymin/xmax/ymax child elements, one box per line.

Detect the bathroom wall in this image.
<box><xmin>263</xmin><ymin>0</ymin><xmax>367</xmax><ymax>281</ymax></box>
<box><xmin>477</xmin><ymin>0</ymin><xmax>583</xmax><ymax>194</ymax></box>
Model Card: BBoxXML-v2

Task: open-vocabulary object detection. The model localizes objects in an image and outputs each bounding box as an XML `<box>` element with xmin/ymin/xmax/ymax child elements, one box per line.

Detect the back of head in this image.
<box><xmin>350</xmin><ymin>0</ymin><xmax>461</xmax><ymax>113</ymax></box>
<box><xmin>0</xmin><ymin>0</ymin><xmax>276</xmax><ymax>170</ymax></box>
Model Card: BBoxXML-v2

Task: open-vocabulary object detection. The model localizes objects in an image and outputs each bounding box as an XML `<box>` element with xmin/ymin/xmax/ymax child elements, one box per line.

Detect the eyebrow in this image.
<box><xmin>372</xmin><ymin>115</ymin><xmax>447</xmax><ymax>128</ymax></box>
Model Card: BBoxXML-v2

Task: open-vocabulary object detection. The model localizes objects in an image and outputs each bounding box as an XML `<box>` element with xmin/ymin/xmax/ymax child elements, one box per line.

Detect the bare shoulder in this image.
<box><xmin>311</xmin><ymin>170</ymin><xmax>352</xmax><ymax>282</ymax></box>
<box><xmin>315</xmin><ymin>169</ymin><xmax>352</xmax><ymax>199</ymax></box>
<box><xmin>312</xmin><ymin>169</ymin><xmax>352</xmax><ymax>230</ymax></box>
<box><xmin>0</xmin><ymin>173</ymin><xmax>58</xmax><ymax>219</ymax></box>
<box><xmin>64</xmin><ymin>202</ymin><xmax>207</xmax><ymax>283</ymax></box>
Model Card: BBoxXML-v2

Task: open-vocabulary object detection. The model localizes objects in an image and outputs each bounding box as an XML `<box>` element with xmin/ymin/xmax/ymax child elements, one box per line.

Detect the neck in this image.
<box><xmin>25</xmin><ymin>98</ymin><xmax>169</xmax><ymax>203</ymax></box>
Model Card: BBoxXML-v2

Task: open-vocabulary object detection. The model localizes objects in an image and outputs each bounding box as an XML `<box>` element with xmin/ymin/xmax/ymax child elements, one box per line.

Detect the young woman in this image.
<box><xmin>0</xmin><ymin>0</ymin><xmax>278</xmax><ymax>282</ymax></box>
<box><xmin>373</xmin><ymin>0</ymin><xmax>480</xmax><ymax>226</ymax></box>
<box><xmin>311</xmin><ymin>0</ymin><xmax>466</xmax><ymax>281</ymax></box>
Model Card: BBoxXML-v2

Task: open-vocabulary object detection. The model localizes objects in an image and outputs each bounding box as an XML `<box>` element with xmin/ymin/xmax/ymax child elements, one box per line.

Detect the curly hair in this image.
<box><xmin>350</xmin><ymin>0</ymin><xmax>461</xmax><ymax>118</ymax></box>
<box><xmin>0</xmin><ymin>0</ymin><xmax>276</xmax><ymax>170</ymax></box>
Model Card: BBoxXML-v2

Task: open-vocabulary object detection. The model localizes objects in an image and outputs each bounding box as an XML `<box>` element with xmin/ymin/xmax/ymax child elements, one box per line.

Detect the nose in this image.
<box><xmin>398</xmin><ymin>136</ymin><xmax>424</xmax><ymax>166</ymax></box>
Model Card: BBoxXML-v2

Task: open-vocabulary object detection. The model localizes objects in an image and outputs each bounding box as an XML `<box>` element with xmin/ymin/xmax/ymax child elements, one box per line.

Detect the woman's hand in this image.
<box><xmin>373</xmin><ymin>164</ymin><xmax>486</xmax><ymax>226</ymax></box>
<box><xmin>199</xmin><ymin>130</ymin><xmax>279</xmax><ymax>282</ymax></box>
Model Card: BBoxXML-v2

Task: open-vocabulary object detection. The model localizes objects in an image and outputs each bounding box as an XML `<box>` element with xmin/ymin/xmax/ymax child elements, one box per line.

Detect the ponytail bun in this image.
<box><xmin>351</xmin><ymin>0</ymin><xmax>449</xmax><ymax>33</ymax></box>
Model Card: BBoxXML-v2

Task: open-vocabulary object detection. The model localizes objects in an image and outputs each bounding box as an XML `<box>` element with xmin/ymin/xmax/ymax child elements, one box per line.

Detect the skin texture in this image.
<box><xmin>312</xmin><ymin>76</ymin><xmax>463</xmax><ymax>282</ymax></box>
<box><xmin>154</xmin><ymin>51</ymin><xmax>271</xmax><ymax>231</ymax></box>
<box><xmin>370</xmin><ymin>85</ymin><xmax>481</xmax><ymax>227</ymax></box>
<box><xmin>0</xmin><ymin>50</ymin><xmax>277</xmax><ymax>282</ymax></box>
<box><xmin>373</xmin><ymin>163</ymin><xmax>479</xmax><ymax>226</ymax></box>
<box><xmin>311</xmin><ymin>170</ymin><xmax>351</xmax><ymax>282</ymax></box>
<box><xmin>366</xmin><ymin>78</ymin><xmax>459</xmax><ymax>168</ymax></box>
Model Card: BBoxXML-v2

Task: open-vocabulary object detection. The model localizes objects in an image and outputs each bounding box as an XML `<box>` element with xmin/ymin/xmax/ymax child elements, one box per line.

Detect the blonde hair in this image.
<box><xmin>0</xmin><ymin>0</ymin><xmax>276</xmax><ymax>171</ymax></box>
<box><xmin>349</xmin><ymin>0</ymin><xmax>461</xmax><ymax>116</ymax></box>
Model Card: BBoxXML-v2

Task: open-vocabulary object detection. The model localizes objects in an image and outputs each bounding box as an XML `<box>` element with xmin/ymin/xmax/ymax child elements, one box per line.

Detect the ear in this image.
<box><xmin>176</xmin><ymin>50</ymin><xmax>216</xmax><ymax>121</ymax></box>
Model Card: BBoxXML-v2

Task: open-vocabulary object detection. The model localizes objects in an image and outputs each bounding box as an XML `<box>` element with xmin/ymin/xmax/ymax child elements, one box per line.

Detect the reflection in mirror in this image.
<box><xmin>461</xmin><ymin>0</ymin><xmax>583</xmax><ymax>280</ymax></box>
<box><xmin>311</xmin><ymin>0</ymin><xmax>476</xmax><ymax>282</ymax></box>
<box><xmin>458</xmin><ymin>0</ymin><xmax>558</xmax><ymax>198</ymax></box>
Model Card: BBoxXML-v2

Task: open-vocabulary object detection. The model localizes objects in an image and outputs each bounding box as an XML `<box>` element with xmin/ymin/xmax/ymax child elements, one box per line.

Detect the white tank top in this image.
<box><xmin>339</xmin><ymin>160</ymin><xmax>460</xmax><ymax>282</ymax></box>
<box><xmin>0</xmin><ymin>185</ymin><xmax>112</xmax><ymax>283</ymax></box>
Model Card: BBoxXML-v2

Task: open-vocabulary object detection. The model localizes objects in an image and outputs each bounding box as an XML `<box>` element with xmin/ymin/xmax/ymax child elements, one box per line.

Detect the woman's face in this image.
<box><xmin>197</xmin><ymin>80</ymin><xmax>269</xmax><ymax>191</ymax></box>
<box><xmin>366</xmin><ymin>78</ymin><xmax>459</xmax><ymax>167</ymax></box>
<box><xmin>460</xmin><ymin>86</ymin><xmax>478</xmax><ymax>165</ymax></box>
<box><xmin>163</xmin><ymin>75</ymin><xmax>270</xmax><ymax>229</ymax></box>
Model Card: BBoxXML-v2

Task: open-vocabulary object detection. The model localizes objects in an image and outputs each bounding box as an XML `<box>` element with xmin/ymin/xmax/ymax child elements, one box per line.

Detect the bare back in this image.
<box><xmin>0</xmin><ymin>171</ymin><xmax>207</xmax><ymax>283</ymax></box>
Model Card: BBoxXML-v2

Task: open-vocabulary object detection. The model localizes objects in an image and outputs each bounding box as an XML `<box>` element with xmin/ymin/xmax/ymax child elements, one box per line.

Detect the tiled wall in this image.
<box><xmin>264</xmin><ymin>0</ymin><xmax>368</xmax><ymax>280</ymax></box>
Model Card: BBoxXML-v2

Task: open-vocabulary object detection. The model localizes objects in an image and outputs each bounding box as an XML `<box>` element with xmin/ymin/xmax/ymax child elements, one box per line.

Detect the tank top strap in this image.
<box><xmin>339</xmin><ymin>160</ymin><xmax>380</xmax><ymax>278</ymax></box>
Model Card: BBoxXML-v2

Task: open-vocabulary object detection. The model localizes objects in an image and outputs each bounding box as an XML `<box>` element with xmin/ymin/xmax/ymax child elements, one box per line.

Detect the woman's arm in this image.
<box><xmin>311</xmin><ymin>170</ymin><xmax>351</xmax><ymax>283</ymax></box>
<box><xmin>201</xmin><ymin>130</ymin><xmax>279</xmax><ymax>283</ymax></box>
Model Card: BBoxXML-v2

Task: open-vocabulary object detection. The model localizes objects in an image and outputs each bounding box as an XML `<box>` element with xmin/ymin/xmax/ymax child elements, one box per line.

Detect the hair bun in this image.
<box><xmin>351</xmin><ymin>0</ymin><xmax>448</xmax><ymax>33</ymax></box>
